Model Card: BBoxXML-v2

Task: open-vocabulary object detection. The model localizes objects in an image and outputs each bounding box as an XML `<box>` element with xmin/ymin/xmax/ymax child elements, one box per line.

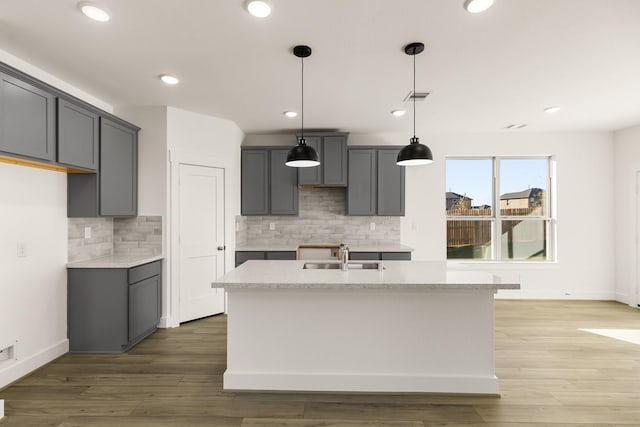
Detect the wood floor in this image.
<box><xmin>1</xmin><ymin>300</ymin><xmax>640</xmax><ymax>426</ymax></box>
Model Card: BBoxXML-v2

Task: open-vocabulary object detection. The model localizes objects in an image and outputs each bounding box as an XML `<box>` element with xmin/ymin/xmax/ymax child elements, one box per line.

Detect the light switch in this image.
<box><xmin>269</xmin><ymin>223</ymin><xmax>275</xmax><ymax>230</ymax></box>
<box><xmin>17</xmin><ymin>243</ymin><xmax>26</xmax><ymax>258</ymax></box>
<box><xmin>369</xmin><ymin>222</ymin><xmax>376</xmax><ymax>231</ymax></box>
<box><xmin>84</xmin><ymin>227</ymin><xmax>92</xmax><ymax>239</ymax></box>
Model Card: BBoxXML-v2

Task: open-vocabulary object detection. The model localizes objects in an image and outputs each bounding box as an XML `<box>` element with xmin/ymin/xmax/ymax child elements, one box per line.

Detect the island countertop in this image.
<box><xmin>214</xmin><ymin>260</ymin><xmax>520</xmax><ymax>291</ymax></box>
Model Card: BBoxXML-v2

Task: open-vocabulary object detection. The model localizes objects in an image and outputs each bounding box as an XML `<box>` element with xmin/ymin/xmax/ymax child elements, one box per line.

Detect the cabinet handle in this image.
<box><xmin>217</xmin><ymin>246</ymin><xmax>226</xmax><ymax>251</ymax></box>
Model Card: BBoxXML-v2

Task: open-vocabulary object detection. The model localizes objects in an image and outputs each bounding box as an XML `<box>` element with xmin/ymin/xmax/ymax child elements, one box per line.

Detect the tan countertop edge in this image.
<box><xmin>67</xmin><ymin>254</ymin><xmax>164</xmax><ymax>269</ymax></box>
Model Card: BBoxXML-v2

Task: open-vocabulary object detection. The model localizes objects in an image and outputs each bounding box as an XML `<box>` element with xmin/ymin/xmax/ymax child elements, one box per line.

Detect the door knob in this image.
<box><xmin>217</xmin><ymin>246</ymin><xmax>226</xmax><ymax>251</ymax></box>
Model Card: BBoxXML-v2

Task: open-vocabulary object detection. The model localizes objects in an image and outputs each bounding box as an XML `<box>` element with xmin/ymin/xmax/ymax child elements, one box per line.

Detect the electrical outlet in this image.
<box><xmin>16</xmin><ymin>243</ymin><xmax>27</xmax><ymax>258</ymax></box>
<box><xmin>269</xmin><ymin>223</ymin><xmax>276</xmax><ymax>230</ymax></box>
<box><xmin>84</xmin><ymin>227</ymin><xmax>92</xmax><ymax>239</ymax></box>
<box><xmin>411</xmin><ymin>222</ymin><xmax>417</xmax><ymax>231</ymax></box>
<box><xmin>369</xmin><ymin>222</ymin><xmax>376</xmax><ymax>231</ymax></box>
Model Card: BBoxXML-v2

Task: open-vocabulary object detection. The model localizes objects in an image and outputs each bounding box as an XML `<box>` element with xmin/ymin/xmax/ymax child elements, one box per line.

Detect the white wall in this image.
<box><xmin>166</xmin><ymin>107</ymin><xmax>243</xmax><ymax>274</ymax></box>
<box><xmin>350</xmin><ymin>132</ymin><xmax>616</xmax><ymax>299</ymax></box>
<box><xmin>0</xmin><ymin>51</ymin><xmax>113</xmax><ymax>388</ymax></box>
<box><xmin>614</xmin><ymin>125</ymin><xmax>640</xmax><ymax>305</ymax></box>
<box><xmin>0</xmin><ymin>163</ymin><xmax>68</xmax><ymax>387</ymax></box>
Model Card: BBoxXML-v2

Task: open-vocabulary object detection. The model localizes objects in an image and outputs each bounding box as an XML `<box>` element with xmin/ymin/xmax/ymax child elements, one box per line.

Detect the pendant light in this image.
<box><xmin>286</xmin><ymin>45</ymin><xmax>320</xmax><ymax>168</ymax></box>
<box><xmin>397</xmin><ymin>42</ymin><xmax>433</xmax><ymax>166</ymax></box>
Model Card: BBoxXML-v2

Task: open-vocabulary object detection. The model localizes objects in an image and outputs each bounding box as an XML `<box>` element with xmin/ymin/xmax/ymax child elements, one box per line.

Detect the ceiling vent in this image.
<box><xmin>404</xmin><ymin>91</ymin><xmax>430</xmax><ymax>102</ymax></box>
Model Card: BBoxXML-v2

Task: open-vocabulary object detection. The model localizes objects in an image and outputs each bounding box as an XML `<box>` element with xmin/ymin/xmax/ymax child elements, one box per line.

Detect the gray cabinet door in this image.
<box><xmin>347</xmin><ymin>149</ymin><xmax>377</xmax><ymax>215</ymax></box>
<box><xmin>57</xmin><ymin>97</ymin><xmax>99</xmax><ymax>170</ymax></box>
<box><xmin>298</xmin><ymin>136</ymin><xmax>322</xmax><ymax>185</ymax></box>
<box><xmin>270</xmin><ymin>149</ymin><xmax>298</xmax><ymax>215</ymax></box>
<box><xmin>68</xmin><ymin>269</ymin><xmax>128</xmax><ymax>353</ymax></box>
<box><xmin>241</xmin><ymin>149</ymin><xmax>269</xmax><ymax>215</ymax></box>
<box><xmin>100</xmin><ymin>118</ymin><xmax>138</xmax><ymax>216</ymax></box>
<box><xmin>377</xmin><ymin>150</ymin><xmax>405</xmax><ymax>216</ymax></box>
<box><xmin>323</xmin><ymin>136</ymin><xmax>348</xmax><ymax>185</ymax></box>
<box><xmin>129</xmin><ymin>275</ymin><xmax>161</xmax><ymax>342</ymax></box>
<box><xmin>0</xmin><ymin>72</ymin><xmax>55</xmax><ymax>162</ymax></box>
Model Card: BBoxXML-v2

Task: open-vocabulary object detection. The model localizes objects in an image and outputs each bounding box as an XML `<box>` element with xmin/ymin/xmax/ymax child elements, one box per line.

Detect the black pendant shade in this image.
<box><xmin>397</xmin><ymin>42</ymin><xmax>433</xmax><ymax>166</ymax></box>
<box><xmin>397</xmin><ymin>136</ymin><xmax>433</xmax><ymax>166</ymax></box>
<box><xmin>285</xmin><ymin>137</ymin><xmax>319</xmax><ymax>167</ymax></box>
<box><xmin>286</xmin><ymin>45</ymin><xmax>320</xmax><ymax>168</ymax></box>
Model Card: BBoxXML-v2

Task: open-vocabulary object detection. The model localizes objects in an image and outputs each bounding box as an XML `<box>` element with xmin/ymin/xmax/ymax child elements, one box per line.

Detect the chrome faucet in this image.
<box><xmin>339</xmin><ymin>244</ymin><xmax>350</xmax><ymax>271</ymax></box>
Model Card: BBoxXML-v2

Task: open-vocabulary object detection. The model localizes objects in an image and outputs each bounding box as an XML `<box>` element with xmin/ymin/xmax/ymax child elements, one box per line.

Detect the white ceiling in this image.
<box><xmin>1</xmin><ymin>0</ymin><xmax>640</xmax><ymax>135</ymax></box>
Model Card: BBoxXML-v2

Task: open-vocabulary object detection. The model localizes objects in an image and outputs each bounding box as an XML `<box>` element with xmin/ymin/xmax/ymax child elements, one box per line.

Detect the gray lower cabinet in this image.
<box><xmin>57</xmin><ymin>97</ymin><xmax>99</xmax><ymax>171</ymax></box>
<box><xmin>349</xmin><ymin>251</ymin><xmax>412</xmax><ymax>261</ymax></box>
<box><xmin>67</xmin><ymin>117</ymin><xmax>138</xmax><ymax>217</ymax></box>
<box><xmin>241</xmin><ymin>147</ymin><xmax>298</xmax><ymax>215</ymax></box>
<box><xmin>68</xmin><ymin>260</ymin><xmax>161</xmax><ymax>353</ymax></box>
<box><xmin>298</xmin><ymin>133</ymin><xmax>348</xmax><ymax>186</ymax></box>
<box><xmin>235</xmin><ymin>251</ymin><xmax>296</xmax><ymax>267</ymax></box>
<box><xmin>0</xmin><ymin>71</ymin><xmax>56</xmax><ymax>162</ymax></box>
<box><xmin>347</xmin><ymin>147</ymin><xmax>405</xmax><ymax>216</ymax></box>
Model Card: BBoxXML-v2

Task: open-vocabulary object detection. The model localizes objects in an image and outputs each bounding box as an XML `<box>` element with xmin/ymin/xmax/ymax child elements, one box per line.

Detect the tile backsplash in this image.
<box><xmin>238</xmin><ymin>188</ymin><xmax>400</xmax><ymax>246</ymax></box>
<box><xmin>114</xmin><ymin>216</ymin><xmax>162</xmax><ymax>257</ymax></box>
<box><xmin>68</xmin><ymin>216</ymin><xmax>162</xmax><ymax>262</ymax></box>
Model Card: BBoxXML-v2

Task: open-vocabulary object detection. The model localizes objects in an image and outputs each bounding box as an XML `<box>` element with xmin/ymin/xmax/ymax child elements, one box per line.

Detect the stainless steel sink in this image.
<box><xmin>303</xmin><ymin>262</ymin><xmax>384</xmax><ymax>271</ymax></box>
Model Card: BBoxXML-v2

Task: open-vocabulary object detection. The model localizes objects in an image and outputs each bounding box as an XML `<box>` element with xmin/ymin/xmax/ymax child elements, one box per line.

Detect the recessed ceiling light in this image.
<box><xmin>159</xmin><ymin>74</ymin><xmax>179</xmax><ymax>85</ymax></box>
<box><xmin>544</xmin><ymin>106</ymin><xmax>561</xmax><ymax>113</ymax></box>
<box><xmin>505</xmin><ymin>124</ymin><xmax>527</xmax><ymax>129</ymax></box>
<box><xmin>391</xmin><ymin>109</ymin><xmax>406</xmax><ymax>117</ymax></box>
<box><xmin>284</xmin><ymin>111</ymin><xmax>297</xmax><ymax>118</ymax></box>
<box><xmin>463</xmin><ymin>0</ymin><xmax>495</xmax><ymax>13</ymax></box>
<box><xmin>246</xmin><ymin>0</ymin><xmax>272</xmax><ymax>18</ymax></box>
<box><xmin>78</xmin><ymin>2</ymin><xmax>111</xmax><ymax>22</ymax></box>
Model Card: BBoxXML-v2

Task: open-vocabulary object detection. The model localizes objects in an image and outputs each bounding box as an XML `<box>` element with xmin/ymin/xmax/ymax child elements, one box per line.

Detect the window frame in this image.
<box><xmin>446</xmin><ymin>156</ymin><xmax>556</xmax><ymax>263</ymax></box>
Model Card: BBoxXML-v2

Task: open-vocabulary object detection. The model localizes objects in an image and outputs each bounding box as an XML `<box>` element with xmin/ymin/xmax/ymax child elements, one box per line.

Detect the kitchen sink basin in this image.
<box><xmin>303</xmin><ymin>262</ymin><xmax>384</xmax><ymax>270</ymax></box>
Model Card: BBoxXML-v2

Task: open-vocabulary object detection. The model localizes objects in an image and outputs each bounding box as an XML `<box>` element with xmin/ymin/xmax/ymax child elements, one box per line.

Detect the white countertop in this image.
<box><xmin>67</xmin><ymin>254</ymin><xmax>164</xmax><ymax>269</ymax></box>
<box><xmin>236</xmin><ymin>243</ymin><xmax>414</xmax><ymax>252</ymax></box>
<box><xmin>214</xmin><ymin>260</ymin><xmax>520</xmax><ymax>291</ymax></box>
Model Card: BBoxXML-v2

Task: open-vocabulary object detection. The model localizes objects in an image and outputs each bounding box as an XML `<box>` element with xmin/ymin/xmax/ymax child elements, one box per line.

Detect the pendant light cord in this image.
<box><xmin>413</xmin><ymin>51</ymin><xmax>416</xmax><ymax>140</ymax></box>
<box><xmin>301</xmin><ymin>55</ymin><xmax>304</xmax><ymax>142</ymax></box>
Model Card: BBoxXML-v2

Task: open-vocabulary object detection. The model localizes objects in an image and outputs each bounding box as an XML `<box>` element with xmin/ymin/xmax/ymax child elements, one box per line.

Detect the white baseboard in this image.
<box><xmin>496</xmin><ymin>290</ymin><xmax>616</xmax><ymax>300</ymax></box>
<box><xmin>158</xmin><ymin>316</ymin><xmax>179</xmax><ymax>329</ymax></box>
<box><xmin>223</xmin><ymin>372</ymin><xmax>499</xmax><ymax>395</ymax></box>
<box><xmin>0</xmin><ymin>339</ymin><xmax>68</xmax><ymax>389</ymax></box>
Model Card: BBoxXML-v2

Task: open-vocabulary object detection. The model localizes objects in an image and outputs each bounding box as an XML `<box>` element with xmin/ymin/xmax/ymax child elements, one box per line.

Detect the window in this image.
<box><xmin>446</xmin><ymin>157</ymin><xmax>554</xmax><ymax>261</ymax></box>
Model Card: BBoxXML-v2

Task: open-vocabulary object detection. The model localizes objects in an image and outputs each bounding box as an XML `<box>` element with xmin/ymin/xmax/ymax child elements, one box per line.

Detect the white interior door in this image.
<box><xmin>179</xmin><ymin>164</ymin><xmax>225</xmax><ymax>323</ymax></box>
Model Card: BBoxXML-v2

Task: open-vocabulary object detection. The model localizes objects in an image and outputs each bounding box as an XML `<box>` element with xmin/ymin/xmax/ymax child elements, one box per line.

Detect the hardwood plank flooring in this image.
<box><xmin>1</xmin><ymin>300</ymin><xmax>639</xmax><ymax>426</ymax></box>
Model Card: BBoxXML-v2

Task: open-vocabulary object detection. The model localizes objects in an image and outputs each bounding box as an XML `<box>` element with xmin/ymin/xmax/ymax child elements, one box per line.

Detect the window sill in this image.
<box><xmin>447</xmin><ymin>259</ymin><xmax>559</xmax><ymax>270</ymax></box>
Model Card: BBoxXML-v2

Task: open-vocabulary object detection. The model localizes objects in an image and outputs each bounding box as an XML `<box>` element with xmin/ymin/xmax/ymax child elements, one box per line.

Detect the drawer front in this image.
<box><xmin>381</xmin><ymin>252</ymin><xmax>412</xmax><ymax>261</ymax></box>
<box><xmin>235</xmin><ymin>251</ymin><xmax>266</xmax><ymax>267</ymax></box>
<box><xmin>265</xmin><ymin>251</ymin><xmax>296</xmax><ymax>260</ymax></box>
<box><xmin>349</xmin><ymin>252</ymin><xmax>381</xmax><ymax>261</ymax></box>
<box><xmin>128</xmin><ymin>260</ymin><xmax>162</xmax><ymax>284</ymax></box>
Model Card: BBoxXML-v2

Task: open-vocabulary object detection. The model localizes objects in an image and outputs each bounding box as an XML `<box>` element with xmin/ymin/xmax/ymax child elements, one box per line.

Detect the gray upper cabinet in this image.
<box><xmin>242</xmin><ymin>147</ymin><xmax>298</xmax><ymax>216</ymax></box>
<box><xmin>298</xmin><ymin>136</ymin><xmax>322</xmax><ymax>185</ymax></box>
<box><xmin>347</xmin><ymin>149</ymin><xmax>377</xmax><ymax>215</ymax></box>
<box><xmin>270</xmin><ymin>149</ymin><xmax>298</xmax><ymax>215</ymax></box>
<box><xmin>67</xmin><ymin>117</ymin><xmax>139</xmax><ymax>217</ymax></box>
<box><xmin>377</xmin><ymin>150</ymin><xmax>405</xmax><ymax>216</ymax></box>
<box><xmin>57</xmin><ymin>97</ymin><xmax>99</xmax><ymax>171</ymax></box>
<box><xmin>100</xmin><ymin>118</ymin><xmax>138</xmax><ymax>216</ymax></box>
<box><xmin>241</xmin><ymin>149</ymin><xmax>269</xmax><ymax>215</ymax></box>
<box><xmin>347</xmin><ymin>147</ymin><xmax>405</xmax><ymax>216</ymax></box>
<box><xmin>0</xmin><ymin>71</ymin><xmax>55</xmax><ymax>162</ymax></box>
<box><xmin>298</xmin><ymin>133</ymin><xmax>348</xmax><ymax>186</ymax></box>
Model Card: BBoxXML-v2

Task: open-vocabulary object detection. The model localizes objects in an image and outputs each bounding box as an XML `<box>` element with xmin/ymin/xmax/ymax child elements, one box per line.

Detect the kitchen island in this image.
<box><xmin>214</xmin><ymin>260</ymin><xmax>519</xmax><ymax>394</ymax></box>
